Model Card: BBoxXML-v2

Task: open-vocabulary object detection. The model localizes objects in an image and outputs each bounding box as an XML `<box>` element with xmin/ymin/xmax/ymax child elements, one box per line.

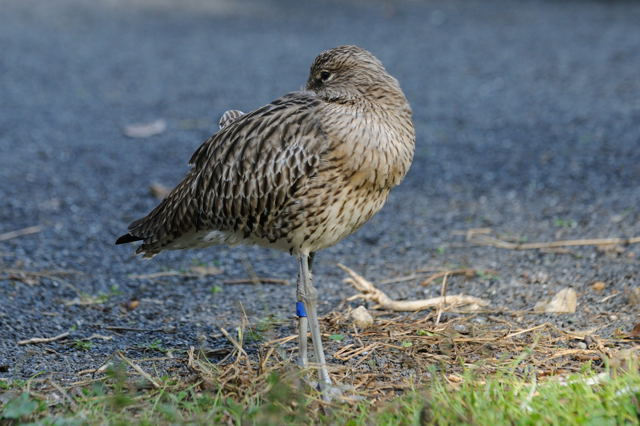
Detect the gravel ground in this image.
<box><xmin>1</xmin><ymin>0</ymin><xmax>639</xmax><ymax>380</ymax></box>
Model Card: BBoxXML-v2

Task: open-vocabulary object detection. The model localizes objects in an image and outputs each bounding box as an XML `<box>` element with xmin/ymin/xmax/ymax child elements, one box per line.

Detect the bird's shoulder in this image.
<box><xmin>189</xmin><ymin>91</ymin><xmax>327</xmax><ymax>171</ymax></box>
<box><xmin>183</xmin><ymin>91</ymin><xmax>332</xmax><ymax>218</ymax></box>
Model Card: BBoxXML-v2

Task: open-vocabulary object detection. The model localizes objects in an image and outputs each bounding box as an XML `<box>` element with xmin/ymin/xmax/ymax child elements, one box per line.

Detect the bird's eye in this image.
<box><xmin>319</xmin><ymin>71</ymin><xmax>331</xmax><ymax>81</ymax></box>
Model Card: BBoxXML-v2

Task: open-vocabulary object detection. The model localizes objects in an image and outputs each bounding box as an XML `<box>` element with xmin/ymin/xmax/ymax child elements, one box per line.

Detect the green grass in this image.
<box><xmin>71</xmin><ymin>339</ymin><xmax>94</xmax><ymax>351</ymax></box>
<box><xmin>1</xmin><ymin>364</ymin><xmax>638</xmax><ymax>425</ymax></box>
<box><xmin>553</xmin><ymin>217</ymin><xmax>577</xmax><ymax>228</ymax></box>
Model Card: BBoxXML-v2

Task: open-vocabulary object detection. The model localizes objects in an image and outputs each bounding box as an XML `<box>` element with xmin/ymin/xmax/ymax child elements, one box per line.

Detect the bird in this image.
<box><xmin>116</xmin><ymin>45</ymin><xmax>415</xmax><ymax>399</ymax></box>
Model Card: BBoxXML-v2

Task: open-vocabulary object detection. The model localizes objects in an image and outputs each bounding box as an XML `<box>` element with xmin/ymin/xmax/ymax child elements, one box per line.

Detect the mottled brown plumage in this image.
<box><xmin>116</xmin><ymin>45</ymin><xmax>415</xmax><ymax>258</ymax></box>
<box><xmin>116</xmin><ymin>45</ymin><xmax>414</xmax><ymax>397</ymax></box>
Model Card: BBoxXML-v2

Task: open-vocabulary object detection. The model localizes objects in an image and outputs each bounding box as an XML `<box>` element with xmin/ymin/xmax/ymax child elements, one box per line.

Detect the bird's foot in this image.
<box><xmin>306</xmin><ymin>379</ymin><xmax>355</xmax><ymax>402</ymax></box>
<box><xmin>319</xmin><ymin>382</ymin><xmax>346</xmax><ymax>402</ymax></box>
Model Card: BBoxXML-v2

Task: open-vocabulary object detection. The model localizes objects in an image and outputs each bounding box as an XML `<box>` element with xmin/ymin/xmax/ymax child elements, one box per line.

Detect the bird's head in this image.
<box><xmin>305</xmin><ymin>45</ymin><xmax>407</xmax><ymax>107</ymax></box>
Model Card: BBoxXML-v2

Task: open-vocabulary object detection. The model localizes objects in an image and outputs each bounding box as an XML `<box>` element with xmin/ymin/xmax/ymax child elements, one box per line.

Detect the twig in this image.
<box><xmin>414</xmin><ymin>267</ymin><xmax>459</xmax><ymax>273</ymax></box>
<box><xmin>334</xmin><ymin>343</ymin><xmax>380</xmax><ymax>361</ymax></box>
<box><xmin>129</xmin><ymin>271</ymin><xmax>201</xmax><ymax>280</ymax></box>
<box><xmin>102</xmin><ymin>326</ymin><xmax>166</xmax><ymax>332</ymax></box>
<box><xmin>220</xmin><ymin>327</ymin><xmax>251</xmax><ymax>367</ymax></box>
<box><xmin>85</xmin><ymin>334</ymin><xmax>113</xmax><ymax>341</ymax></box>
<box><xmin>77</xmin><ymin>362</ymin><xmax>111</xmax><ymax>376</ymax></box>
<box><xmin>0</xmin><ymin>268</ymin><xmax>80</xmax><ymax>277</ymax></box>
<box><xmin>421</xmin><ymin>269</ymin><xmax>478</xmax><ymax>286</ymax></box>
<box><xmin>504</xmin><ymin>323</ymin><xmax>550</xmax><ymax>339</ymax></box>
<box><xmin>117</xmin><ymin>351</ymin><xmax>161</xmax><ymax>389</ymax></box>
<box><xmin>259</xmin><ymin>346</ymin><xmax>275</xmax><ymax>374</ymax></box>
<box><xmin>379</xmin><ymin>273</ymin><xmax>424</xmax><ymax>285</ymax></box>
<box><xmin>599</xmin><ymin>292</ymin><xmax>620</xmax><ymax>303</ymax></box>
<box><xmin>263</xmin><ymin>334</ymin><xmax>300</xmax><ymax>346</ymax></box>
<box><xmin>48</xmin><ymin>379</ymin><xmax>79</xmax><ymax>411</ymax></box>
<box><xmin>222</xmin><ymin>277</ymin><xmax>289</xmax><ymax>285</ymax></box>
<box><xmin>0</xmin><ymin>225</ymin><xmax>41</xmax><ymax>242</ymax></box>
<box><xmin>187</xmin><ymin>346</ymin><xmax>196</xmax><ymax>370</ymax></box>
<box><xmin>1</xmin><ymin>268</ymin><xmax>81</xmax><ymax>286</ymax></box>
<box><xmin>452</xmin><ymin>227</ymin><xmax>493</xmax><ymax>240</ymax></box>
<box><xmin>338</xmin><ymin>264</ymin><xmax>489</xmax><ymax>312</ymax></box>
<box><xmin>129</xmin><ymin>265</ymin><xmax>222</xmax><ymax>280</ymax></box>
<box><xmin>18</xmin><ymin>331</ymin><xmax>70</xmax><ymax>345</ymax></box>
<box><xmin>470</xmin><ymin>234</ymin><xmax>640</xmax><ymax>250</ymax></box>
<box><xmin>435</xmin><ymin>272</ymin><xmax>450</xmax><ymax>325</ymax></box>
<box><xmin>547</xmin><ymin>349</ymin><xmax>600</xmax><ymax>360</ymax></box>
<box><xmin>129</xmin><ymin>271</ymin><xmax>188</xmax><ymax>279</ymax></box>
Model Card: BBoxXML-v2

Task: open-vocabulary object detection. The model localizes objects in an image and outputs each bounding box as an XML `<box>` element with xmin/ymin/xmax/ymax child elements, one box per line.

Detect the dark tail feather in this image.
<box><xmin>115</xmin><ymin>233</ymin><xmax>143</xmax><ymax>245</ymax></box>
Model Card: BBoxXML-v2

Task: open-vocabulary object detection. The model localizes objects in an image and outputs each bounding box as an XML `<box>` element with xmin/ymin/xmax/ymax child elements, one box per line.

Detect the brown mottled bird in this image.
<box><xmin>116</xmin><ymin>45</ymin><xmax>415</xmax><ymax>397</ymax></box>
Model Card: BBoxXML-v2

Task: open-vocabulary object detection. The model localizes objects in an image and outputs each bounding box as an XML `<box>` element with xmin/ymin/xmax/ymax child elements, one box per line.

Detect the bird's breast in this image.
<box><xmin>285</xmin><ymin>107</ymin><xmax>414</xmax><ymax>253</ymax></box>
<box><xmin>323</xmin><ymin>105</ymin><xmax>415</xmax><ymax>190</ymax></box>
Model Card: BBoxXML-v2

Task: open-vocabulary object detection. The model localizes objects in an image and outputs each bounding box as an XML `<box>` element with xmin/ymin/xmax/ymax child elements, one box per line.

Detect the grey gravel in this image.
<box><xmin>1</xmin><ymin>0</ymin><xmax>639</xmax><ymax>380</ymax></box>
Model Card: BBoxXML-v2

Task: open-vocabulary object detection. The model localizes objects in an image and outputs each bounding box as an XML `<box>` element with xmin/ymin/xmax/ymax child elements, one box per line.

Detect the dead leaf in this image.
<box><xmin>149</xmin><ymin>183</ymin><xmax>170</xmax><ymax>200</ymax></box>
<box><xmin>591</xmin><ymin>281</ymin><xmax>606</xmax><ymax>291</ymax></box>
<box><xmin>123</xmin><ymin>119</ymin><xmax>166</xmax><ymax>138</ymax></box>
<box><xmin>631</xmin><ymin>323</ymin><xmax>640</xmax><ymax>338</ymax></box>
<box><xmin>350</xmin><ymin>306</ymin><xmax>374</xmax><ymax>329</ymax></box>
<box><xmin>534</xmin><ymin>288</ymin><xmax>577</xmax><ymax>313</ymax></box>
<box><xmin>124</xmin><ymin>299</ymin><xmax>140</xmax><ymax>311</ymax></box>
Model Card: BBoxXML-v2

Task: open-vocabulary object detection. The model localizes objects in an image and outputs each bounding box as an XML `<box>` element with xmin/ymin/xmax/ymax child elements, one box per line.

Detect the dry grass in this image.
<box><xmin>2</xmin><ymin>308</ymin><xmax>638</xmax><ymax>424</ymax></box>
<box><xmin>199</xmin><ymin>310</ymin><xmax>635</xmax><ymax>403</ymax></box>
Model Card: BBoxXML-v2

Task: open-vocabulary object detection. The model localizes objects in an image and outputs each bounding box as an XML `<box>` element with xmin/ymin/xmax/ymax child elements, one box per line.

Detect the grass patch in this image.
<box><xmin>2</xmin><ymin>312</ymin><xmax>638</xmax><ymax>424</ymax></box>
<box><xmin>1</xmin><ymin>364</ymin><xmax>638</xmax><ymax>424</ymax></box>
<box><xmin>72</xmin><ymin>339</ymin><xmax>94</xmax><ymax>351</ymax></box>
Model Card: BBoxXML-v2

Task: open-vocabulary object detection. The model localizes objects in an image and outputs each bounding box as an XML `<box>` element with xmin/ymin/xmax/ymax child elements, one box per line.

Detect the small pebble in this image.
<box><xmin>453</xmin><ymin>324</ymin><xmax>468</xmax><ymax>333</ymax></box>
<box><xmin>350</xmin><ymin>306</ymin><xmax>374</xmax><ymax>329</ymax></box>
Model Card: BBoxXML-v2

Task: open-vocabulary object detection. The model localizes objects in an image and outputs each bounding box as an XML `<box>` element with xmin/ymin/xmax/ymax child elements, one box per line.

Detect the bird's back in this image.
<box><xmin>118</xmin><ymin>92</ymin><xmax>332</xmax><ymax>257</ymax></box>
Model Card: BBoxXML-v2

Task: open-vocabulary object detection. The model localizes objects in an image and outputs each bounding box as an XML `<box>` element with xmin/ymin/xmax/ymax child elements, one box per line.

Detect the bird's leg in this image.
<box><xmin>299</xmin><ymin>253</ymin><xmax>332</xmax><ymax>390</ymax></box>
<box><xmin>296</xmin><ymin>257</ymin><xmax>308</xmax><ymax>368</ymax></box>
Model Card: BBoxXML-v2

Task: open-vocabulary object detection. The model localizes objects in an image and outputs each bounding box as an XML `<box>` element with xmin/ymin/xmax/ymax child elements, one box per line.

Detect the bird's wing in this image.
<box><xmin>125</xmin><ymin>91</ymin><xmax>327</xmax><ymax>252</ymax></box>
<box><xmin>218</xmin><ymin>109</ymin><xmax>245</xmax><ymax>129</ymax></box>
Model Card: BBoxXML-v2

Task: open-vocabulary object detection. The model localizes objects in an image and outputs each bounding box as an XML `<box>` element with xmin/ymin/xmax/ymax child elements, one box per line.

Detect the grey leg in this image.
<box><xmin>299</xmin><ymin>253</ymin><xmax>332</xmax><ymax>391</ymax></box>
<box><xmin>296</xmin><ymin>257</ymin><xmax>308</xmax><ymax>367</ymax></box>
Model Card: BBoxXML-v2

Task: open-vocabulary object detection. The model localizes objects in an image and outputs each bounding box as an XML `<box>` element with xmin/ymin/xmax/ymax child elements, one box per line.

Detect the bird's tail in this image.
<box><xmin>115</xmin><ymin>233</ymin><xmax>142</xmax><ymax>245</ymax></box>
<box><xmin>114</xmin><ymin>176</ymin><xmax>197</xmax><ymax>258</ymax></box>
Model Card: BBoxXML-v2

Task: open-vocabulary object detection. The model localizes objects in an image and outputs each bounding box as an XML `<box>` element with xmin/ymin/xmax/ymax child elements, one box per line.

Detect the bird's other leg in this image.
<box><xmin>296</xmin><ymin>257</ymin><xmax>308</xmax><ymax>368</ymax></box>
<box><xmin>299</xmin><ymin>253</ymin><xmax>332</xmax><ymax>391</ymax></box>
<box><xmin>308</xmin><ymin>252</ymin><xmax>315</xmax><ymax>271</ymax></box>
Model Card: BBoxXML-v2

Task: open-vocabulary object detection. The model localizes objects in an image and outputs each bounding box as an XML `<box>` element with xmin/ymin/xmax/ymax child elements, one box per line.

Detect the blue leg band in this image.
<box><xmin>296</xmin><ymin>301</ymin><xmax>307</xmax><ymax>317</ymax></box>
